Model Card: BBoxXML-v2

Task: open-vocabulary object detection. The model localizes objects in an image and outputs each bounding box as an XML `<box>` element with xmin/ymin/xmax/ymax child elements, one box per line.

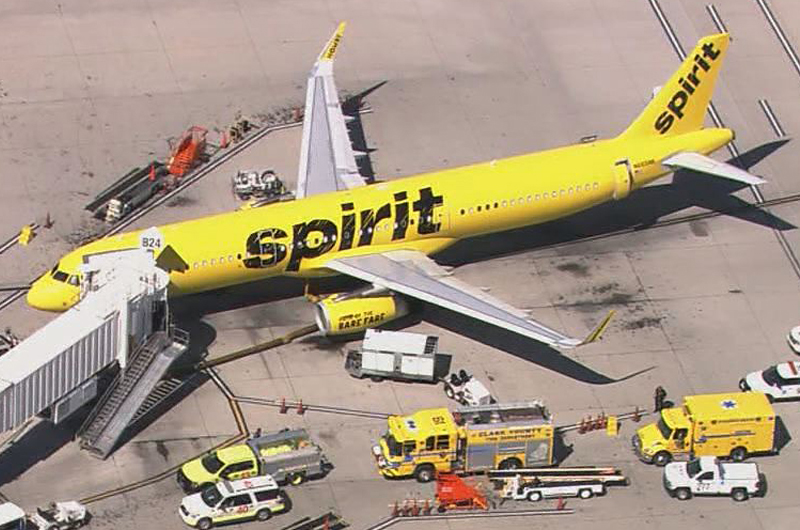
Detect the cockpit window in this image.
<box><xmin>52</xmin><ymin>270</ymin><xmax>69</xmax><ymax>283</ymax></box>
<box><xmin>67</xmin><ymin>275</ymin><xmax>80</xmax><ymax>286</ymax></box>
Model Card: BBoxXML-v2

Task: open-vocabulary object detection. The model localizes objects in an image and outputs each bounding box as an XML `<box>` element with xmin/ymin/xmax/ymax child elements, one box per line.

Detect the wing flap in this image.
<box><xmin>663</xmin><ymin>152</ymin><xmax>767</xmax><ymax>185</ymax></box>
<box><xmin>326</xmin><ymin>251</ymin><xmax>612</xmax><ymax>349</ymax></box>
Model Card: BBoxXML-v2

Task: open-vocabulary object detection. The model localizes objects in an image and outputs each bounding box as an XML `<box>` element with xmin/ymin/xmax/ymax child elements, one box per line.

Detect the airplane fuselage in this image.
<box><xmin>32</xmin><ymin>125</ymin><xmax>732</xmax><ymax>311</ymax></box>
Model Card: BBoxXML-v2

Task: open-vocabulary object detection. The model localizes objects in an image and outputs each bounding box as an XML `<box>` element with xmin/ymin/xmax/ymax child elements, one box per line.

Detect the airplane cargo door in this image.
<box><xmin>612</xmin><ymin>159</ymin><xmax>633</xmax><ymax>200</ymax></box>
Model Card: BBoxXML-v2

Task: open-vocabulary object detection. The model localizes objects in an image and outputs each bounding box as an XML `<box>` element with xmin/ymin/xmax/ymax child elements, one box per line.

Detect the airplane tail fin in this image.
<box><xmin>620</xmin><ymin>33</ymin><xmax>730</xmax><ymax>139</ymax></box>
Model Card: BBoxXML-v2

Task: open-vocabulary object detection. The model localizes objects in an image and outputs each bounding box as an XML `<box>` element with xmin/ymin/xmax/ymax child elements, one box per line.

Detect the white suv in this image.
<box><xmin>179</xmin><ymin>475</ymin><xmax>289</xmax><ymax>529</ymax></box>
<box><xmin>740</xmin><ymin>361</ymin><xmax>800</xmax><ymax>402</ymax></box>
<box><xmin>788</xmin><ymin>326</ymin><xmax>800</xmax><ymax>355</ymax></box>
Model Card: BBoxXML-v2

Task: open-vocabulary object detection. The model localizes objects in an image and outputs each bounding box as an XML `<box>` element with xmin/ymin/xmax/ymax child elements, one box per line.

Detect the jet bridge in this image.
<box><xmin>0</xmin><ymin>249</ymin><xmax>188</xmax><ymax>458</ymax></box>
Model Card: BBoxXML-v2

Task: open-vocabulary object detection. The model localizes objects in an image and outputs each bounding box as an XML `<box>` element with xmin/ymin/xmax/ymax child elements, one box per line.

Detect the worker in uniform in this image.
<box><xmin>654</xmin><ymin>386</ymin><xmax>667</xmax><ymax>412</ymax></box>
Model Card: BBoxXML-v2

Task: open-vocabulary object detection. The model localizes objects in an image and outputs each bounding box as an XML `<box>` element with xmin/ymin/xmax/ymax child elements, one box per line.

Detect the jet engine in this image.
<box><xmin>314</xmin><ymin>292</ymin><xmax>409</xmax><ymax>335</ymax></box>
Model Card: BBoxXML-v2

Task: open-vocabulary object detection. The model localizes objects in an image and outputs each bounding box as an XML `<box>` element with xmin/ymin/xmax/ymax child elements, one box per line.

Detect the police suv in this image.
<box><xmin>740</xmin><ymin>361</ymin><xmax>800</xmax><ymax>402</ymax></box>
<box><xmin>178</xmin><ymin>475</ymin><xmax>289</xmax><ymax>529</ymax></box>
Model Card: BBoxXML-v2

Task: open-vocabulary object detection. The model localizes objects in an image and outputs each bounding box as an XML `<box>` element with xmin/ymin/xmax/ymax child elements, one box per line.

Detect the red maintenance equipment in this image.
<box><xmin>168</xmin><ymin>126</ymin><xmax>207</xmax><ymax>177</ymax></box>
<box><xmin>435</xmin><ymin>473</ymin><xmax>488</xmax><ymax>512</ymax></box>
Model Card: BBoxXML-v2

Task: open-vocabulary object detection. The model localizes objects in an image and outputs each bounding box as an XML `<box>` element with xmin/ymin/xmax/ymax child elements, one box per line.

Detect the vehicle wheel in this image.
<box><xmin>414</xmin><ymin>464</ymin><xmax>436</xmax><ymax>483</ymax></box>
<box><xmin>739</xmin><ymin>379</ymin><xmax>749</xmax><ymax>391</ymax></box>
<box><xmin>256</xmin><ymin>508</ymin><xmax>272</xmax><ymax>521</ymax></box>
<box><xmin>578</xmin><ymin>488</ymin><xmax>594</xmax><ymax>499</ymax></box>
<box><xmin>675</xmin><ymin>488</ymin><xmax>692</xmax><ymax>501</ymax></box>
<box><xmin>731</xmin><ymin>488</ymin><xmax>749</xmax><ymax>502</ymax></box>
<box><xmin>654</xmin><ymin>452</ymin><xmax>672</xmax><ymax>467</ymax></box>
<box><xmin>499</xmin><ymin>458</ymin><xmax>522</xmax><ymax>470</ymax></box>
<box><xmin>288</xmin><ymin>472</ymin><xmax>306</xmax><ymax>486</ymax></box>
<box><xmin>526</xmin><ymin>490</ymin><xmax>542</xmax><ymax>502</ymax></box>
<box><xmin>370</xmin><ymin>376</ymin><xmax>384</xmax><ymax>383</ymax></box>
<box><xmin>444</xmin><ymin>384</ymin><xmax>455</xmax><ymax>399</ymax></box>
<box><xmin>196</xmin><ymin>518</ymin><xmax>213</xmax><ymax>530</ymax></box>
<box><xmin>730</xmin><ymin>446</ymin><xmax>748</xmax><ymax>462</ymax></box>
<box><xmin>199</xmin><ymin>483</ymin><xmax>214</xmax><ymax>492</ymax></box>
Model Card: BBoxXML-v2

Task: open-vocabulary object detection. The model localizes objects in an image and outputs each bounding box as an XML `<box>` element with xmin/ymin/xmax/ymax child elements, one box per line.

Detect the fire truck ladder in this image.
<box><xmin>78</xmin><ymin>328</ymin><xmax>188</xmax><ymax>459</ymax></box>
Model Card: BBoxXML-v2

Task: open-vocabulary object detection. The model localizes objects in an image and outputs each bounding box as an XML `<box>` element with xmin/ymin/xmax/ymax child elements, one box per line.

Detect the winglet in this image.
<box><xmin>580</xmin><ymin>310</ymin><xmax>616</xmax><ymax>345</ymax></box>
<box><xmin>319</xmin><ymin>22</ymin><xmax>346</xmax><ymax>62</ymax></box>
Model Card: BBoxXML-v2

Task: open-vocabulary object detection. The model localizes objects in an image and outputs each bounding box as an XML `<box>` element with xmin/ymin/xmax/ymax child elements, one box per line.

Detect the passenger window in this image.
<box><xmin>425</xmin><ymin>436</ymin><xmax>435</xmax><ymax>451</ymax></box>
<box><xmin>193</xmin><ymin>263</ymin><xmax>199</xmax><ymax>269</ymax></box>
<box><xmin>502</xmin><ymin>201</ymin><xmax>507</xmax><ymax>207</ymax></box>
<box><xmin>53</xmin><ymin>270</ymin><xmax>69</xmax><ymax>282</ymax></box>
<box><xmin>494</xmin><ymin>202</ymin><xmax>498</xmax><ymax>208</ymax></box>
<box><xmin>697</xmin><ymin>472</ymin><xmax>713</xmax><ymax>481</ymax></box>
<box><xmin>403</xmin><ymin>441</ymin><xmax>416</xmax><ymax>455</ymax></box>
<box><xmin>469</xmin><ymin>208</ymin><xmax>474</xmax><ymax>214</ymax></box>
<box><xmin>436</xmin><ymin>435</ymin><xmax>450</xmax><ymax>450</ymax></box>
<box><xmin>477</xmin><ymin>206</ymin><xmax>482</xmax><ymax>212</ymax></box>
<box><xmin>254</xmin><ymin>489</ymin><xmax>278</xmax><ymax>502</ymax></box>
<box><xmin>219</xmin><ymin>497</ymin><xmax>236</xmax><ymax>509</ymax></box>
<box><xmin>510</xmin><ymin>199</ymin><xmax>515</xmax><ymax>206</ymax></box>
<box><xmin>230</xmin><ymin>494</ymin><xmax>252</xmax><ymax>507</ymax></box>
<box><xmin>210</xmin><ymin>259</ymin><xmax>215</xmax><ymax>266</ymax></box>
<box><xmin>202</xmin><ymin>260</ymin><xmax>207</xmax><ymax>267</ymax></box>
<box><xmin>460</xmin><ymin>209</ymin><xmax>465</xmax><ymax>215</ymax></box>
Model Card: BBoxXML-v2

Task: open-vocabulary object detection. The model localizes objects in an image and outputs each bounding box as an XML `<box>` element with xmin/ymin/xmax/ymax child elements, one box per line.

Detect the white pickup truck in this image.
<box><xmin>663</xmin><ymin>456</ymin><xmax>764</xmax><ymax>501</ymax></box>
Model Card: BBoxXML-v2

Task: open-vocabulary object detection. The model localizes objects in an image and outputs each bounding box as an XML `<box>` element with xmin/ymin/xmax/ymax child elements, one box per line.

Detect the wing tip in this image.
<box><xmin>319</xmin><ymin>21</ymin><xmax>347</xmax><ymax>62</ymax></box>
<box><xmin>579</xmin><ymin>309</ymin><xmax>616</xmax><ymax>346</ymax></box>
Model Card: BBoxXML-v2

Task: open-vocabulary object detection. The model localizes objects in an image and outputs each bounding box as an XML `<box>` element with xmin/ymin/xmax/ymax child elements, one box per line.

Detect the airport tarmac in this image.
<box><xmin>2</xmin><ymin>0</ymin><xmax>800</xmax><ymax>529</ymax></box>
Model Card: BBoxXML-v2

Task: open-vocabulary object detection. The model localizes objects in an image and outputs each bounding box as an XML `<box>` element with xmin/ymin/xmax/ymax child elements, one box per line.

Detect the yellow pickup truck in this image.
<box><xmin>178</xmin><ymin>428</ymin><xmax>331</xmax><ymax>492</ymax></box>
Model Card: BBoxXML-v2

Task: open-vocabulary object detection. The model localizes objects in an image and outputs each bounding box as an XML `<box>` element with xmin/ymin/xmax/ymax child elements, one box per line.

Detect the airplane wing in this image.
<box><xmin>324</xmin><ymin>250</ymin><xmax>614</xmax><ymax>349</ymax></box>
<box><xmin>663</xmin><ymin>152</ymin><xmax>767</xmax><ymax>186</ymax></box>
<box><xmin>295</xmin><ymin>22</ymin><xmax>367</xmax><ymax>199</ymax></box>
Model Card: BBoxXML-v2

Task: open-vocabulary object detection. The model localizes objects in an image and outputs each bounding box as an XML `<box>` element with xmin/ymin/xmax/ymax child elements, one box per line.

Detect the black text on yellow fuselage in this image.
<box><xmin>243</xmin><ymin>187</ymin><xmax>444</xmax><ymax>272</ymax></box>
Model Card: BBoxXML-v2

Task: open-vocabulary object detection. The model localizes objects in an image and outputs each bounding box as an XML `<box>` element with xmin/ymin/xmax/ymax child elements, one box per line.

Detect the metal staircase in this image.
<box><xmin>79</xmin><ymin>328</ymin><xmax>189</xmax><ymax>459</ymax></box>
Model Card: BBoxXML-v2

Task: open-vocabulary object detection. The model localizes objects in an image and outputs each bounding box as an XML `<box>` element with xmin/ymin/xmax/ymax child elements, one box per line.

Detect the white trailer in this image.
<box><xmin>344</xmin><ymin>329</ymin><xmax>451</xmax><ymax>383</ymax></box>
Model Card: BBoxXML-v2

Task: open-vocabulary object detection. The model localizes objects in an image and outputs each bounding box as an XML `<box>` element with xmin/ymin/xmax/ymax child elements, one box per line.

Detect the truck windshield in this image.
<box><xmin>201</xmin><ymin>486</ymin><xmax>223</xmax><ymax>507</ymax></box>
<box><xmin>686</xmin><ymin>459</ymin><xmax>702</xmax><ymax>478</ymax></box>
<box><xmin>386</xmin><ymin>435</ymin><xmax>403</xmax><ymax>457</ymax></box>
<box><xmin>656</xmin><ymin>416</ymin><xmax>672</xmax><ymax>439</ymax></box>
<box><xmin>201</xmin><ymin>454</ymin><xmax>225</xmax><ymax>473</ymax></box>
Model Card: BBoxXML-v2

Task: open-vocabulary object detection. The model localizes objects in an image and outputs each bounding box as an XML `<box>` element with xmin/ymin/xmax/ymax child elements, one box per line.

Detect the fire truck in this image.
<box><xmin>372</xmin><ymin>401</ymin><xmax>554</xmax><ymax>482</ymax></box>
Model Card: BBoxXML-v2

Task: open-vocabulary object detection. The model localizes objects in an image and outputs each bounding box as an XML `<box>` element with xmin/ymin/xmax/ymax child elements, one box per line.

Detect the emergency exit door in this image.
<box><xmin>612</xmin><ymin>159</ymin><xmax>633</xmax><ymax>200</ymax></box>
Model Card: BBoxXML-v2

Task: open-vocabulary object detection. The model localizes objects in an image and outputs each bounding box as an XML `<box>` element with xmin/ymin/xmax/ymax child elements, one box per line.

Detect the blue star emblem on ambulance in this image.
<box><xmin>721</xmin><ymin>399</ymin><xmax>737</xmax><ymax>409</ymax></box>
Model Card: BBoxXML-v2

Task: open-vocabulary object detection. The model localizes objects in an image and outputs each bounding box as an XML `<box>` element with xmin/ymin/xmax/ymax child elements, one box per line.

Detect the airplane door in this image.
<box><xmin>612</xmin><ymin>159</ymin><xmax>633</xmax><ymax>200</ymax></box>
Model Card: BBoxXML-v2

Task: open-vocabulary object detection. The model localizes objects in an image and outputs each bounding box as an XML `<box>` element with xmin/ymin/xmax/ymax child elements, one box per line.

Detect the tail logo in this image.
<box><xmin>654</xmin><ymin>41</ymin><xmax>721</xmax><ymax>135</ymax></box>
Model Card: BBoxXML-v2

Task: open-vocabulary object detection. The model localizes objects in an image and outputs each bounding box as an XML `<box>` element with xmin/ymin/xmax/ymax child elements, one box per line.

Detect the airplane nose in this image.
<box><xmin>26</xmin><ymin>279</ymin><xmax>67</xmax><ymax>312</ymax></box>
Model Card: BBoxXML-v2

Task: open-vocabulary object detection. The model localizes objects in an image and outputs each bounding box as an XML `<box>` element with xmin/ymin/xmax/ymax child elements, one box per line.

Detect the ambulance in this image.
<box><xmin>633</xmin><ymin>392</ymin><xmax>776</xmax><ymax>466</ymax></box>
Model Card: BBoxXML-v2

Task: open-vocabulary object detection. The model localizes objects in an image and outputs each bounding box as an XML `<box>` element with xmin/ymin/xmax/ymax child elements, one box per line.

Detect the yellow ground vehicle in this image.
<box><xmin>178</xmin><ymin>429</ymin><xmax>330</xmax><ymax>492</ymax></box>
<box><xmin>633</xmin><ymin>392</ymin><xmax>776</xmax><ymax>466</ymax></box>
<box><xmin>373</xmin><ymin>401</ymin><xmax>554</xmax><ymax>482</ymax></box>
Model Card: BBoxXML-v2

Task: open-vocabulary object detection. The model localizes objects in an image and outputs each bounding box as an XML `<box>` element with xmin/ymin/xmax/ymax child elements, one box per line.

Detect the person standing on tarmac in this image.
<box><xmin>654</xmin><ymin>386</ymin><xmax>667</xmax><ymax>412</ymax></box>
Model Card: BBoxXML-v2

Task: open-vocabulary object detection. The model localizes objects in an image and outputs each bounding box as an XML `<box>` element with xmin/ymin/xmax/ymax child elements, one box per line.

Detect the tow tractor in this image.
<box><xmin>0</xmin><ymin>497</ymin><xmax>89</xmax><ymax>530</ymax></box>
<box><xmin>232</xmin><ymin>169</ymin><xmax>286</xmax><ymax>200</ymax></box>
<box><xmin>442</xmin><ymin>370</ymin><xmax>494</xmax><ymax>406</ymax></box>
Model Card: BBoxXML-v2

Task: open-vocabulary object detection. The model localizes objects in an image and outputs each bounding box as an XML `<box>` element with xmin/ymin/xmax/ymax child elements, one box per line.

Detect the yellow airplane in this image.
<box><xmin>28</xmin><ymin>28</ymin><xmax>763</xmax><ymax>348</ymax></box>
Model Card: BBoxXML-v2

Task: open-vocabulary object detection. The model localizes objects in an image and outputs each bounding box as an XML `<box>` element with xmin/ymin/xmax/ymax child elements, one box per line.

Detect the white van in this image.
<box><xmin>178</xmin><ymin>475</ymin><xmax>288</xmax><ymax>529</ymax></box>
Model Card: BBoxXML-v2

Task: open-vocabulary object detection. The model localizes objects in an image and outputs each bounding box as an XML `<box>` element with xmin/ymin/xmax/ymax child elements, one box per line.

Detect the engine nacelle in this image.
<box><xmin>314</xmin><ymin>294</ymin><xmax>409</xmax><ymax>335</ymax></box>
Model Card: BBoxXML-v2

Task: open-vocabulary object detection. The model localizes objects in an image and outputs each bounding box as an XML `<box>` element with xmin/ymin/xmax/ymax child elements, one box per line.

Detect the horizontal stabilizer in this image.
<box><xmin>663</xmin><ymin>152</ymin><xmax>767</xmax><ymax>186</ymax></box>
